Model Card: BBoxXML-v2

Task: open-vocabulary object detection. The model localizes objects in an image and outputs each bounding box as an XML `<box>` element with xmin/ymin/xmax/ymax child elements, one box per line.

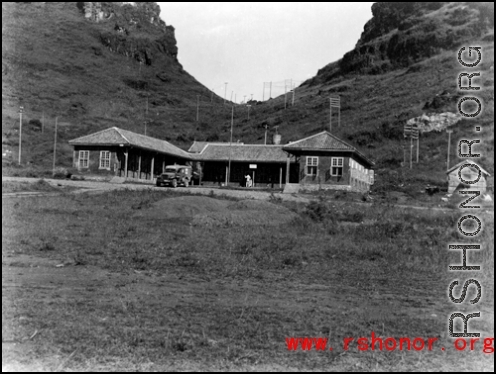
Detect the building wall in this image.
<box><xmin>73</xmin><ymin>145</ymin><xmax>188</xmax><ymax>180</ymax></box>
<box><xmin>73</xmin><ymin>146</ymin><xmax>122</xmax><ymax>176</ymax></box>
<box><xmin>201</xmin><ymin>161</ymin><xmax>293</xmax><ymax>187</ymax></box>
<box><xmin>297</xmin><ymin>154</ymin><xmax>372</xmax><ymax>192</ymax></box>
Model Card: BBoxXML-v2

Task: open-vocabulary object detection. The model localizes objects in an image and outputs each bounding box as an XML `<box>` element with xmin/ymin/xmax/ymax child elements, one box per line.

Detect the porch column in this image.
<box><xmin>279</xmin><ymin>166</ymin><xmax>283</xmax><ymax>188</ymax></box>
<box><xmin>73</xmin><ymin>150</ymin><xmax>77</xmax><ymax>168</ymax></box>
<box><xmin>138</xmin><ymin>151</ymin><xmax>142</xmax><ymax>179</ymax></box>
<box><xmin>285</xmin><ymin>154</ymin><xmax>290</xmax><ymax>185</ymax></box>
<box><xmin>150</xmin><ymin>155</ymin><xmax>155</xmax><ymax>180</ymax></box>
<box><xmin>124</xmin><ymin>149</ymin><xmax>128</xmax><ymax>178</ymax></box>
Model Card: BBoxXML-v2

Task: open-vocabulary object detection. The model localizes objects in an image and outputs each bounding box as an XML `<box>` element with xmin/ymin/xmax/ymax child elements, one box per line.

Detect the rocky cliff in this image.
<box><xmin>311</xmin><ymin>2</ymin><xmax>494</xmax><ymax>82</ymax></box>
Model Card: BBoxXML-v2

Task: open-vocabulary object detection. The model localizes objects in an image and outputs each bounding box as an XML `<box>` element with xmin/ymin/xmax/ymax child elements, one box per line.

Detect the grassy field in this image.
<box><xmin>2</xmin><ymin>188</ymin><xmax>494</xmax><ymax>371</ymax></box>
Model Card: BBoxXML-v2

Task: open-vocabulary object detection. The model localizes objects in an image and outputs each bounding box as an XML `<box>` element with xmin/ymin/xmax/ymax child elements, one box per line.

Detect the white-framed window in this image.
<box><xmin>79</xmin><ymin>150</ymin><xmax>89</xmax><ymax>169</ymax></box>
<box><xmin>99</xmin><ymin>151</ymin><xmax>111</xmax><ymax>169</ymax></box>
<box><xmin>331</xmin><ymin>157</ymin><xmax>343</xmax><ymax>176</ymax></box>
<box><xmin>306</xmin><ymin>156</ymin><xmax>318</xmax><ymax>176</ymax></box>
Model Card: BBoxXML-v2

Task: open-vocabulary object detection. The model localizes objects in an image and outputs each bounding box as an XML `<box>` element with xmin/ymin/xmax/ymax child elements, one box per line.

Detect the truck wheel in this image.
<box><xmin>171</xmin><ymin>179</ymin><xmax>178</xmax><ymax>188</ymax></box>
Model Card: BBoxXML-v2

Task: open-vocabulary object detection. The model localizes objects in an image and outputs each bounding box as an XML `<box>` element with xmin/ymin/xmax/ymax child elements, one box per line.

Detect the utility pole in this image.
<box><xmin>224</xmin><ymin>82</ymin><xmax>228</xmax><ymax>104</ymax></box>
<box><xmin>250</xmin><ymin>94</ymin><xmax>253</xmax><ymax>101</ymax></box>
<box><xmin>145</xmin><ymin>96</ymin><xmax>149</xmax><ymax>135</ymax></box>
<box><xmin>269</xmin><ymin>82</ymin><xmax>272</xmax><ymax>99</ymax></box>
<box><xmin>262</xmin><ymin>83</ymin><xmax>265</xmax><ymax>102</ymax></box>
<box><xmin>243</xmin><ymin>95</ymin><xmax>246</xmax><ymax>104</ymax></box>
<box><xmin>18</xmin><ymin>106</ymin><xmax>23</xmax><ymax>165</ymax></box>
<box><xmin>446</xmin><ymin>129</ymin><xmax>453</xmax><ymax>171</ymax></box>
<box><xmin>53</xmin><ymin>116</ymin><xmax>58</xmax><ymax>174</ymax></box>
<box><xmin>329</xmin><ymin>95</ymin><xmax>341</xmax><ymax>132</ymax></box>
<box><xmin>211</xmin><ymin>88</ymin><xmax>214</xmax><ymax>103</ymax></box>
<box><xmin>264</xmin><ymin>124</ymin><xmax>268</xmax><ymax>145</ymax></box>
<box><xmin>227</xmin><ymin>106</ymin><xmax>234</xmax><ymax>185</ymax></box>
<box><xmin>416</xmin><ymin>133</ymin><xmax>420</xmax><ymax>163</ymax></box>
<box><xmin>292</xmin><ymin>87</ymin><xmax>296</xmax><ymax>106</ymax></box>
<box><xmin>284</xmin><ymin>84</ymin><xmax>287</xmax><ymax>109</ymax></box>
<box><xmin>410</xmin><ymin>136</ymin><xmax>413</xmax><ymax>169</ymax></box>
<box><xmin>196</xmin><ymin>95</ymin><xmax>200</xmax><ymax>122</ymax></box>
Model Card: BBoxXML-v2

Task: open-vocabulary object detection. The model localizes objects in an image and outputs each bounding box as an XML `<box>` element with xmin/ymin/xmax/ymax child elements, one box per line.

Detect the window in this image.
<box><xmin>99</xmin><ymin>151</ymin><xmax>111</xmax><ymax>169</ymax></box>
<box><xmin>79</xmin><ymin>150</ymin><xmax>89</xmax><ymax>169</ymax></box>
<box><xmin>331</xmin><ymin>157</ymin><xmax>343</xmax><ymax>176</ymax></box>
<box><xmin>306</xmin><ymin>156</ymin><xmax>318</xmax><ymax>176</ymax></box>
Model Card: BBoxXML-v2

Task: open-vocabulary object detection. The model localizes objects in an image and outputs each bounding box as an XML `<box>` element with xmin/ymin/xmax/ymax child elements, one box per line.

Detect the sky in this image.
<box><xmin>157</xmin><ymin>2</ymin><xmax>374</xmax><ymax>102</ymax></box>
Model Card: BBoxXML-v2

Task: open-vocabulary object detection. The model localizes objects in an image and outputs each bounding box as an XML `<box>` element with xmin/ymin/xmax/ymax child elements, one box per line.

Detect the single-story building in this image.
<box><xmin>69</xmin><ymin>127</ymin><xmax>374</xmax><ymax>191</ymax></box>
<box><xmin>190</xmin><ymin>142</ymin><xmax>299</xmax><ymax>187</ymax></box>
<box><xmin>282</xmin><ymin>131</ymin><xmax>375</xmax><ymax>192</ymax></box>
<box><xmin>447</xmin><ymin>161</ymin><xmax>490</xmax><ymax>194</ymax></box>
<box><xmin>69</xmin><ymin>127</ymin><xmax>191</xmax><ymax>180</ymax></box>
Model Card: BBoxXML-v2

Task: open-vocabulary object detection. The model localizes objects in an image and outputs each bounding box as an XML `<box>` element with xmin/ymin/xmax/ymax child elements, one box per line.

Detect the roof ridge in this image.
<box><xmin>113</xmin><ymin>127</ymin><xmax>131</xmax><ymax>144</ymax></box>
<box><xmin>69</xmin><ymin>126</ymin><xmax>119</xmax><ymax>143</ymax></box>
<box><xmin>286</xmin><ymin>130</ymin><xmax>328</xmax><ymax>145</ymax></box>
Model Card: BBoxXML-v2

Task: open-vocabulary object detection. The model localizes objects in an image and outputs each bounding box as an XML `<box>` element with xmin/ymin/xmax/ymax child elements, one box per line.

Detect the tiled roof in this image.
<box><xmin>188</xmin><ymin>141</ymin><xmax>243</xmax><ymax>153</ymax></box>
<box><xmin>69</xmin><ymin>127</ymin><xmax>191</xmax><ymax>159</ymax></box>
<box><xmin>447</xmin><ymin>161</ymin><xmax>490</xmax><ymax>176</ymax></box>
<box><xmin>283</xmin><ymin>131</ymin><xmax>355</xmax><ymax>150</ymax></box>
<box><xmin>197</xmin><ymin>144</ymin><xmax>288</xmax><ymax>163</ymax></box>
<box><xmin>283</xmin><ymin>131</ymin><xmax>374</xmax><ymax>167</ymax></box>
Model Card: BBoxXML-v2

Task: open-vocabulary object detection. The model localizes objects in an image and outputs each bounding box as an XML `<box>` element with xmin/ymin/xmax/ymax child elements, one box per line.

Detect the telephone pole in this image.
<box><xmin>196</xmin><ymin>95</ymin><xmax>200</xmax><ymax>122</ymax></box>
<box><xmin>52</xmin><ymin>116</ymin><xmax>58</xmax><ymax>174</ymax></box>
<box><xmin>227</xmin><ymin>106</ymin><xmax>234</xmax><ymax>185</ymax></box>
<box><xmin>292</xmin><ymin>87</ymin><xmax>296</xmax><ymax>106</ymax></box>
<box><xmin>224</xmin><ymin>82</ymin><xmax>228</xmax><ymax>104</ymax></box>
<box><xmin>329</xmin><ymin>96</ymin><xmax>340</xmax><ymax>132</ymax></box>
<box><xmin>18</xmin><ymin>106</ymin><xmax>24</xmax><ymax>165</ymax></box>
<box><xmin>284</xmin><ymin>84</ymin><xmax>287</xmax><ymax>109</ymax></box>
<box><xmin>264</xmin><ymin>124</ymin><xmax>268</xmax><ymax>145</ymax></box>
<box><xmin>410</xmin><ymin>136</ymin><xmax>413</xmax><ymax>169</ymax></box>
<box><xmin>446</xmin><ymin>129</ymin><xmax>453</xmax><ymax>171</ymax></box>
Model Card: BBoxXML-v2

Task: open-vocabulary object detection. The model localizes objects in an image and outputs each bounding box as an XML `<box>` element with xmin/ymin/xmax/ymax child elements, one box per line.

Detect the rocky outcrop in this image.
<box><xmin>313</xmin><ymin>2</ymin><xmax>494</xmax><ymax>81</ymax></box>
<box><xmin>79</xmin><ymin>2</ymin><xmax>178</xmax><ymax>64</ymax></box>
<box><xmin>406</xmin><ymin>112</ymin><xmax>462</xmax><ymax>134</ymax></box>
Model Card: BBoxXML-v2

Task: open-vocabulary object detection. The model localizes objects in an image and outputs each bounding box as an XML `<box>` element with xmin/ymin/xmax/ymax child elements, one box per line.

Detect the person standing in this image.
<box><xmin>245</xmin><ymin>173</ymin><xmax>252</xmax><ymax>188</ymax></box>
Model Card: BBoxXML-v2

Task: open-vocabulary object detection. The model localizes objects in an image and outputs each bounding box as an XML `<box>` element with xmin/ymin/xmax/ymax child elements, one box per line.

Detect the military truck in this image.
<box><xmin>156</xmin><ymin>165</ymin><xmax>192</xmax><ymax>188</ymax></box>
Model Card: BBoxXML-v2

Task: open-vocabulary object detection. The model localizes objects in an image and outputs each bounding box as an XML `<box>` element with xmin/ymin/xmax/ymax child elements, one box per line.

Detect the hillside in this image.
<box><xmin>2</xmin><ymin>2</ymin><xmax>495</xmax><ymax>193</ymax></box>
<box><xmin>1</xmin><ymin>2</ymin><xmax>231</xmax><ymax>166</ymax></box>
<box><xmin>229</xmin><ymin>2</ymin><xmax>495</xmax><ymax>193</ymax></box>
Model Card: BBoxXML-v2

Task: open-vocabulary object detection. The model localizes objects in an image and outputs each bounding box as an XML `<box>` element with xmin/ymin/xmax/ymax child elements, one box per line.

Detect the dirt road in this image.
<box><xmin>2</xmin><ymin>176</ymin><xmax>312</xmax><ymax>203</ymax></box>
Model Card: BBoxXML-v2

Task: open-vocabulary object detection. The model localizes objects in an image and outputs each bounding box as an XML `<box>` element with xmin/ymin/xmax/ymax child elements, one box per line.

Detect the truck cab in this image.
<box><xmin>156</xmin><ymin>165</ymin><xmax>192</xmax><ymax>188</ymax></box>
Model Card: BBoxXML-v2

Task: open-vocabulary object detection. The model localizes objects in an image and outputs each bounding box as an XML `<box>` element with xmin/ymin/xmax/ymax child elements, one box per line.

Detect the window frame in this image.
<box><xmin>78</xmin><ymin>150</ymin><xmax>90</xmax><ymax>169</ymax></box>
<box><xmin>331</xmin><ymin>157</ymin><xmax>344</xmax><ymax>176</ymax></box>
<box><xmin>306</xmin><ymin>156</ymin><xmax>319</xmax><ymax>176</ymax></box>
<box><xmin>99</xmin><ymin>151</ymin><xmax>111</xmax><ymax>170</ymax></box>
